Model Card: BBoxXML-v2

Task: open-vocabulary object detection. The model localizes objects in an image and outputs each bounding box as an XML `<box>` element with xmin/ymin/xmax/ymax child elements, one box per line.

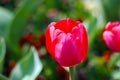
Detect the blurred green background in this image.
<box><xmin>0</xmin><ymin>0</ymin><xmax>120</xmax><ymax>80</ymax></box>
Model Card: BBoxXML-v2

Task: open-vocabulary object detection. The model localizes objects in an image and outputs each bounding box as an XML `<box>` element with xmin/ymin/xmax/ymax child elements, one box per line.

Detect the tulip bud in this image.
<box><xmin>103</xmin><ymin>22</ymin><xmax>120</xmax><ymax>52</ymax></box>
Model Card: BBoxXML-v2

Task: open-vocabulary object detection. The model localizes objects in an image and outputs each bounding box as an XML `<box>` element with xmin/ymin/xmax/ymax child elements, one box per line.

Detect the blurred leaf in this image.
<box><xmin>84</xmin><ymin>18</ymin><xmax>97</xmax><ymax>36</ymax></box>
<box><xmin>72</xmin><ymin>0</ymin><xmax>91</xmax><ymax>20</ymax></box>
<box><xmin>84</xmin><ymin>18</ymin><xmax>99</xmax><ymax>48</ymax></box>
<box><xmin>108</xmin><ymin>53</ymin><xmax>120</xmax><ymax>67</ymax></box>
<box><xmin>44</xmin><ymin>0</ymin><xmax>55</xmax><ymax>9</ymax></box>
<box><xmin>111</xmin><ymin>69</ymin><xmax>120</xmax><ymax>80</ymax></box>
<box><xmin>82</xmin><ymin>0</ymin><xmax>106</xmax><ymax>24</ymax></box>
<box><xmin>0</xmin><ymin>74</ymin><xmax>9</xmax><ymax>80</ymax></box>
<box><xmin>0</xmin><ymin>37</ymin><xmax>6</xmax><ymax>73</ymax></box>
<box><xmin>10</xmin><ymin>47</ymin><xmax>43</xmax><ymax>80</ymax></box>
<box><xmin>87</xmin><ymin>65</ymin><xmax>110</xmax><ymax>80</ymax></box>
<box><xmin>6</xmin><ymin>0</ymin><xmax>43</xmax><ymax>59</ymax></box>
<box><xmin>90</xmin><ymin>57</ymin><xmax>105</xmax><ymax>66</ymax></box>
<box><xmin>101</xmin><ymin>0</ymin><xmax>120</xmax><ymax>21</ymax></box>
<box><xmin>0</xmin><ymin>7</ymin><xmax>13</xmax><ymax>36</ymax></box>
<box><xmin>84</xmin><ymin>18</ymin><xmax>103</xmax><ymax>51</ymax></box>
<box><xmin>116</xmin><ymin>60</ymin><xmax>120</xmax><ymax>68</ymax></box>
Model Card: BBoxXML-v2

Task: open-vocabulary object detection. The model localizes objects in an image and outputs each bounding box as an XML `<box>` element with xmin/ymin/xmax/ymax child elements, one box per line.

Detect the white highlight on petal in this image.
<box><xmin>49</xmin><ymin>26</ymin><xmax>55</xmax><ymax>42</ymax></box>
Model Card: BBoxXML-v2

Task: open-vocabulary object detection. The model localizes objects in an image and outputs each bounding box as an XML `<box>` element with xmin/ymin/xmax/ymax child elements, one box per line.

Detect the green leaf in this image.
<box><xmin>101</xmin><ymin>0</ymin><xmax>120</xmax><ymax>21</ymax></box>
<box><xmin>0</xmin><ymin>7</ymin><xmax>13</xmax><ymax>36</ymax></box>
<box><xmin>83</xmin><ymin>18</ymin><xmax>103</xmax><ymax>50</ymax></box>
<box><xmin>0</xmin><ymin>37</ymin><xmax>6</xmax><ymax>73</ymax></box>
<box><xmin>6</xmin><ymin>0</ymin><xmax>43</xmax><ymax>58</ymax></box>
<box><xmin>0</xmin><ymin>74</ymin><xmax>9</xmax><ymax>80</ymax></box>
<box><xmin>10</xmin><ymin>47</ymin><xmax>43</xmax><ymax>80</ymax></box>
<box><xmin>108</xmin><ymin>53</ymin><xmax>120</xmax><ymax>67</ymax></box>
<box><xmin>111</xmin><ymin>69</ymin><xmax>120</xmax><ymax>80</ymax></box>
<box><xmin>84</xmin><ymin>18</ymin><xmax>97</xmax><ymax>36</ymax></box>
<box><xmin>90</xmin><ymin>56</ymin><xmax>105</xmax><ymax>66</ymax></box>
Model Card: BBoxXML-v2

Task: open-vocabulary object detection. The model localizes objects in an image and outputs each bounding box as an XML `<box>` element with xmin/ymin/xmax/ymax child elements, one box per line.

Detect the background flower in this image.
<box><xmin>103</xmin><ymin>22</ymin><xmax>120</xmax><ymax>52</ymax></box>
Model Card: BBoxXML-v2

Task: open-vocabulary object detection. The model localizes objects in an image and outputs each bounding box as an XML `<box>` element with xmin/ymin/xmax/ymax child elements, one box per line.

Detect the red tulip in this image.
<box><xmin>45</xmin><ymin>18</ymin><xmax>88</xmax><ymax>66</ymax></box>
<box><xmin>103</xmin><ymin>22</ymin><xmax>120</xmax><ymax>52</ymax></box>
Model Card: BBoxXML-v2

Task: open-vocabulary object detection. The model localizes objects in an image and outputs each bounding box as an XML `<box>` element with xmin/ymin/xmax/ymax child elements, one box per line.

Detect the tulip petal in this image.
<box><xmin>112</xmin><ymin>26</ymin><xmax>120</xmax><ymax>50</ymax></box>
<box><xmin>54</xmin><ymin>18</ymin><xmax>78</xmax><ymax>33</ymax></box>
<box><xmin>105</xmin><ymin>22</ymin><xmax>120</xmax><ymax>30</ymax></box>
<box><xmin>71</xmin><ymin>24</ymin><xmax>88</xmax><ymax>62</ymax></box>
<box><xmin>112</xmin><ymin>26</ymin><xmax>120</xmax><ymax>41</ymax></box>
<box><xmin>46</xmin><ymin>22</ymin><xmax>56</xmax><ymax>55</ymax></box>
<box><xmin>53</xmin><ymin>33</ymin><xmax>81</xmax><ymax>66</ymax></box>
<box><xmin>103</xmin><ymin>31</ymin><xmax>120</xmax><ymax>52</ymax></box>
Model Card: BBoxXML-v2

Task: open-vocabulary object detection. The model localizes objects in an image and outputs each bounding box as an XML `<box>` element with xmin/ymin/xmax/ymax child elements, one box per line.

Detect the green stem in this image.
<box><xmin>69</xmin><ymin>66</ymin><xmax>75</xmax><ymax>80</ymax></box>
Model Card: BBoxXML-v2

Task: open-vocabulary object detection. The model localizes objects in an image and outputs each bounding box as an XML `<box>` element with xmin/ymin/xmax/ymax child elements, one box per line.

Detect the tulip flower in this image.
<box><xmin>103</xmin><ymin>22</ymin><xmax>120</xmax><ymax>52</ymax></box>
<box><xmin>45</xmin><ymin>18</ymin><xmax>88</xmax><ymax>67</ymax></box>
